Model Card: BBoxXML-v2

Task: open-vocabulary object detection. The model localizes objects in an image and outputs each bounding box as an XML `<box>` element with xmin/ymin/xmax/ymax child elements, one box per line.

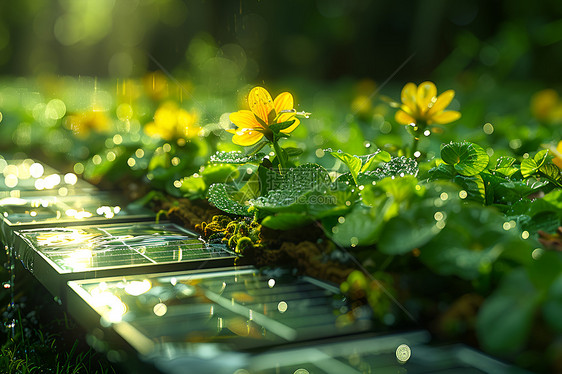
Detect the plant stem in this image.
<box><xmin>408</xmin><ymin>121</ymin><xmax>426</xmax><ymax>158</ymax></box>
<box><xmin>409</xmin><ymin>137</ymin><xmax>419</xmax><ymax>159</ymax></box>
<box><xmin>272</xmin><ymin>139</ymin><xmax>287</xmax><ymax>173</ymax></box>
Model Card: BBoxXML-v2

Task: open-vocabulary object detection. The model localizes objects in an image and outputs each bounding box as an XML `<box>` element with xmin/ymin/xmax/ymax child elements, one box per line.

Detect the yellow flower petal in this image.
<box><xmin>401</xmin><ymin>83</ymin><xmax>417</xmax><ymax>112</ymax></box>
<box><xmin>395</xmin><ymin>110</ymin><xmax>416</xmax><ymax>125</ymax></box>
<box><xmin>248</xmin><ymin>87</ymin><xmax>274</xmax><ymax>125</ymax></box>
<box><xmin>276</xmin><ymin>112</ymin><xmax>297</xmax><ymax>124</ymax></box>
<box><xmin>416</xmin><ymin>81</ymin><xmax>437</xmax><ymax>113</ymax></box>
<box><xmin>229</xmin><ymin>110</ymin><xmax>262</xmax><ymax>130</ymax></box>
<box><xmin>144</xmin><ymin>121</ymin><xmax>173</xmax><ymax>140</ymax></box>
<box><xmin>399</xmin><ymin>104</ymin><xmax>415</xmax><ymax>117</ymax></box>
<box><xmin>430</xmin><ymin>110</ymin><xmax>461</xmax><ymax>125</ymax></box>
<box><xmin>531</xmin><ymin>89</ymin><xmax>559</xmax><ymax>120</ymax></box>
<box><xmin>427</xmin><ymin>90</ymin><xmax>455</xmax><ymax>116</ymax></box>
<box><xmin>273</xmin><ymin>92</ymin><xmax>294</xmax><ymax>114</ymax></box>
<box><xmin>231</xmin><ymin>129</ymin><xmax>264</xmax><ymax>146</ymax></box>
<box><xmin>280</xmin><ymin>118</ymin><xmax>300</xmax><ymax>134</ymax></box>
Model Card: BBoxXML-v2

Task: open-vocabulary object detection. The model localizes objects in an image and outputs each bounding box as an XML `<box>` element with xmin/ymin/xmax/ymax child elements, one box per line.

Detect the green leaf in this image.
<box><xmin>521</xmin><ymin>150</ymin><xmax>548</xmax><ymax>178</ymax></box>
<box><xmin>148</xmin><ymin>149</ymin><xmax>170</xmax><ymax>171</ymax></box>
<box><xmin>335</xmin><ymin>156</ymin><xmax>418</xmax><ymax>190</ymax></box>
<box><xmin>482</xmin><ymin>172</ymin><xmax>544</xmax><ymax>204</ymax></box>
<box><xmin>378</xmin><ymin>212</ymin><xmax>441</xmax><ymax>255</ymax></box>
<box><xmin>84</xmin><ymin>148</ymin><xmax>127</xmax><ymax>180</ymax></box>
<box><xmin>539</xmin><ymin>163</ymin><xmax>562</xmax><ymax>181</ymax></box>
<box><xmin>454</xmin><ymin>174</ymin><xmax>486</xmax><ymax>202</ymax></box>
<box><xmin>305</xmin><ymin>190</ymin><xmax>356</xmax><ymax>219</ymax></box>
<box><xmin>543</xmin><ymin>273</ymin><xmax>562</xmax><ymax>332</ymax></box>
<box><xmin>235</xmin><ymin>172</ymin><xmax>261</xmax><ymax>201</ymax></box>
<box><xmin>261</xmin><ymin>212</ymin><xmax>314</xmax><ymax>230</ymax></box>
<box><xmin>179</xmin><ymin>175</ymin><xmax>206</xmax><ymax>196</ymax></box>
<box><xmin>207</xmin><ymin>183</ymin><xmax>251</xmax><ymax>216</ymax></box>
<box><xmin>371</xmin><ymin>156</ymin><xmax>418</xmax><ymax>179</ymax></box>
<box><xmin>330</xmin><ymin>151</ymin><xmax>362</xmax><ymax>185</ymax></box>
<box><xmin>428</xmin><ymin>163</ymin><xmax>456</xmax><ymax>180</ymax></box>
<box><xmin>494</xmin><ymin>156</ymin><xmax>519</xmax><ymax>177</ymax></box>
<box><xmin>251</xmin><ymin>164</ymin><xmax>332</xmax><ymax>214</ymax></box>
<box><xmin>331</xmin><ymin>205</ymin><xmax>388</xmax><ymax>247</ymax></box>
<box><xmin>209</xmin><ymin>151</ymin><xmax>265</xmax><ymax>164</ymax></box>
<box><xmin>441</xmin><ymin>141</ymin><xmax>489</xmax><ymax>176</ymax></box>
<box><xmin>283</xmin><ymin>147</ymin><xmax>304</xmax><ymax>157</ymax></box>
<box><xmin>378</xmin><ymin>181</ymin><xmax>464</xmax><ymax>255</ymax></box>
<box><xmin>201</xmin><ymin>164</ymin><xmax>239</xmax><ymax>184</ymax></box>
<box><xmin>361</xmin><ymin>175</ymin><xmax>420</xmax><ymax>211</ymax></box>
<box><xmin>279</xmin><ymin>163</ymin><xmax>332</xmax><ymax>192</ymax></box>
<box><xmin>527</xmin><ymin>250</ymin><xmax>562</xmax><ymax>290</ymax></box>
<box><xmin>257</xmin><ymin>163</ymin><xmax>282</xmax><ymax>195</ymax></box>
<box><xmin>359</xmin><ymin>150</ymin><xmax>392</xmax><ymax>172</ymax></box>
<box><xmin>543</xmin><ymin>189</ymin><xmax>562</xmax><ymax>210</ymax></box>
<box><xmin>269</xmin><ymin>120</ymin><xmax>295</xmax><ymax>134</ymax></box>
<box><xmin>477</xmin><ymin>269</ymin><xmax>540</xmax><ymax>354</ymax></box>
<box><xmin>419</xmin><ymin>203</ymin><xmax>525</xmax><ymax>280</ymax></box>
<box><xmin>495</xmin><ymin>156</ymin><xmax>516</xmax><ymax>169</ymax></box>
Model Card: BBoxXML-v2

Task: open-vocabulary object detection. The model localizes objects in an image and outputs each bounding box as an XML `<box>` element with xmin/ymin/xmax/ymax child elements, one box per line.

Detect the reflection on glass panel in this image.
<box><xmin>0</xmin><ymin>158</ymin><xmax>94</xmax><ymax>192</ymax></box>
<box><xmin>247</xmin><ymin>333</ymin><xmax>496</xmax><ymax>374</ymax></box>
<box><xmin>70</xmin><ymin>268</ymin><xmax>372</xmax><ymax>351</ymax></box>
<box><xmin>0</xmin><ymin>192</ymin><xmax>151</xmax><ymax>227</ymax></box>
<box><xmin>16</xmin><ymin>222</ymin><xmax>226</xmax><ymax>273</ymax></box>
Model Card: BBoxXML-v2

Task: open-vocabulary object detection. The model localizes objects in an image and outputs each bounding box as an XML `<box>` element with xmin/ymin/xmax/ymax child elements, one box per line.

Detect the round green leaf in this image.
<box><xmin>441</xmin><ymin>142</ymin><xmax>489</xmax><ymax>176</ymax></box>
<box><xmin>520</xmin><ymin>149</ymin><xmax>548</xmax><ymax>178</ymax></box>
<box><xmin>207</xmin><ymin>183</ymin><xmax>251</xmax><ymax>216</ymax></box>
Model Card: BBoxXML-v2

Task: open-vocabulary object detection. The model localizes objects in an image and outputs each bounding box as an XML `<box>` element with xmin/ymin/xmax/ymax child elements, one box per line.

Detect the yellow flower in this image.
<box><xmin>65</xmin><ymin>107</ymin><xmax>111</xmax><ymax>139</ymax></box>
<box><xmin>143</xmin><ymin>71</ymin><xmax>169</xmax><ymax>101</ymax></box>
<box><xmin>395</xmin><ymin>81</ymin><xmax>461</xmax><ymax>126</ymax></box>
<box><xmin>144</xmin><ymin>101</ymin><xmax>200</xmax><ymax>141</ymax></box>
<box><xmin>531</xmin><ymin>89</ymin><xmax>562</xmax><ymax>124</ymax></box>
<box><xmin>228</xmin><ymin>86</ymin><xmax>300</xmax><ymax>146</ymax></box>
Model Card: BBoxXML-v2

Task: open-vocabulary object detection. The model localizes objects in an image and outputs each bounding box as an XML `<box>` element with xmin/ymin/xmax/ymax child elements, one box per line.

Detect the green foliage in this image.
<box><xmin>251</xmin><ymin>163</ymin><xmax>340</xmax><ymax>218</ymax></box>
<box><xmin>430</xmin><ymin>142</ymin><xmax>562</xmax><ymax>207</ymax></box>
<box><xmin>330</xmin><ymin>151</ymin><xmax>362</xmax><ymax>184</ymax></box>
<box><xmin>329</xmin><ymin>150</ymin><xmax>392</xmax><ymax>185</ymax></box>
<box><xmin>477</xmin><ymin>251</ymin><xmax>562</xmax><ymax>356</ymax></box>
<box><xmin>209</xmin><ymin>150</ymin><xmax>266</xmax><ymax>164</ymax></box>
<box><xmin>179</xmin><ymin>163</ymin><xmax>239</xmax><ymax>199</ymax></box>
<box><xmin>261</xmin><ymin>212</ymin><xmax>314</xmax><ymax>230</ymax></box>
<box><xmin>493</xmin><ymin>156</ymin><xmax>519</xmax><ymax>177</ymax></box>
<box><xmin>477</xmin><ymin>269</ymin><xmax>541</xmax><ymax>354</ymax></box>
<box><xmin>441</xmin><ymin>141</ymin><xmax>490</xmax><ymax>176</ymax></box>
<box><xmin>543</xmin><ymin>274</ymin><xmax>562</xmax><ymax>333</ymax></box>
<box><xmin>418</xmin><ymin>203</ymin><xmax>527</xmax><ymax>280</ymax></box>
<box><xmin>520</xmin><ymin>150</ymin><xmax>549</xmax><ymax>178</ymax></box>
<box><xmin>269</xmin><ymin>120</ymin><xmax>296</xmax><ymax>134</ymax></box>
<box><xmin>331</xmin><ymin>205</ymin><xmax>387</xmax><ymax>247</ymax></box>
<box><xmin>206</xmin><ymin>183</ymin><xmax>251</xmax><ymax>216</ymax></box>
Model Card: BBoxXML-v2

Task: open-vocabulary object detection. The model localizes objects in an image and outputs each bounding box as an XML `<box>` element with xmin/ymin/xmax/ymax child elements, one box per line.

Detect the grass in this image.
<box><xmin>0</xmin><ymin>257</ymin><xmax>120</xmax><ymax>374</ymax></box>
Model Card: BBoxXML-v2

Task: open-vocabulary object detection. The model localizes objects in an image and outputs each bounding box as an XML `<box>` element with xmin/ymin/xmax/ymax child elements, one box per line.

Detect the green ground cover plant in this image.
<box><xmin>1</xmin><ymin>74</ymin><xmax>562</xmax><ymax>372</ymax></box>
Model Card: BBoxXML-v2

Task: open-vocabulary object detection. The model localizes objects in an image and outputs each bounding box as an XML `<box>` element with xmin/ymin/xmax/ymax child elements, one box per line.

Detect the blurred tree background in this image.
<box><xmin>0</xmin><ymin>0</ymin><xmax>561</xmax><ymax>85</ymax></box>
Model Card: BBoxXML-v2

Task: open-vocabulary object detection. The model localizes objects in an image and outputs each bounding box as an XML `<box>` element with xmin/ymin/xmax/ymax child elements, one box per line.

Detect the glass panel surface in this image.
<box><xmin>0</xmin><ymin>158</ymin><xmax>94</xmax><ymax>192</ymax></box>
<box><xmin>0</xmin><ymin>192</ymin><xmax>152</xmax><ymax>228</ymax></box>
<box><xmin>16</xmin><ymin>222</ymin><xmax>226</xmax><ymax>273</ymax></box>
<box><xmin>69</xmin><ymin>268</ymin><xmax>372</xmax><ymax>351</ymax></box>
